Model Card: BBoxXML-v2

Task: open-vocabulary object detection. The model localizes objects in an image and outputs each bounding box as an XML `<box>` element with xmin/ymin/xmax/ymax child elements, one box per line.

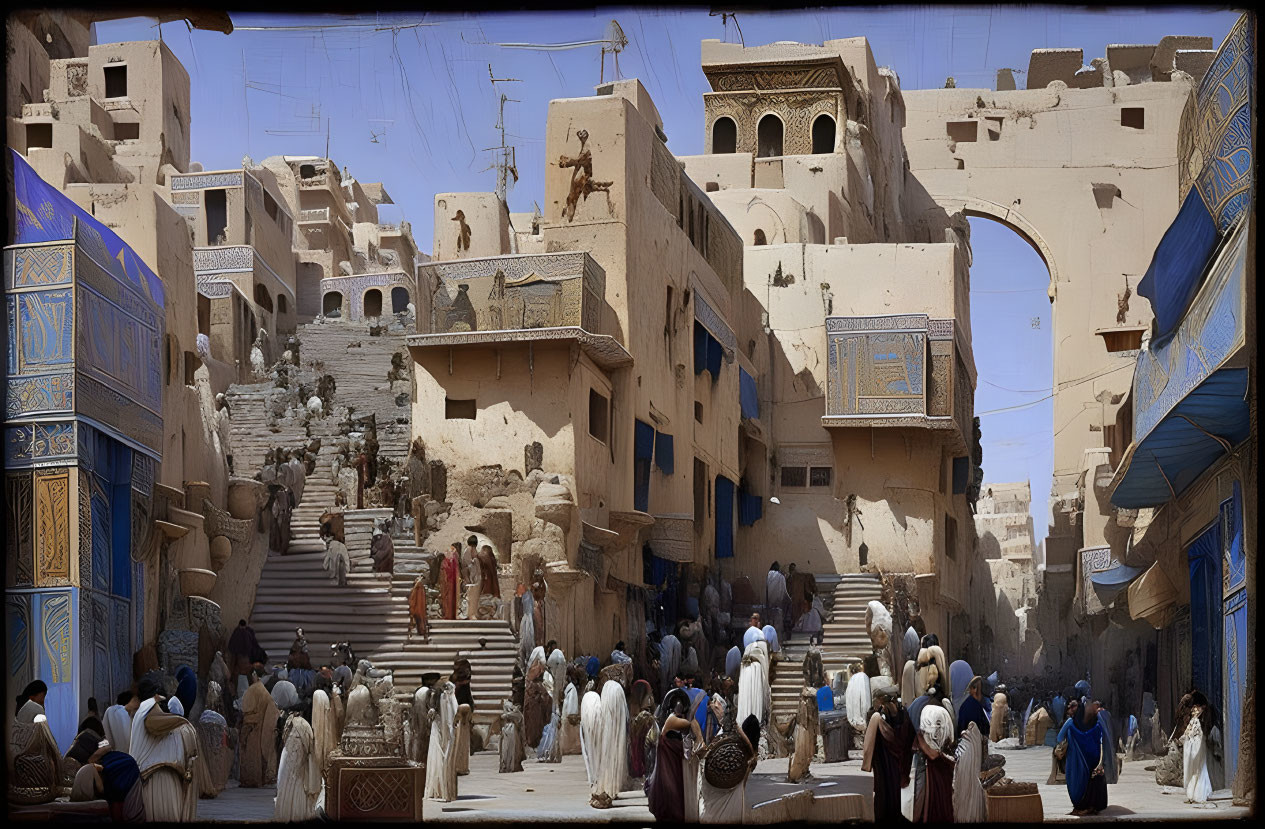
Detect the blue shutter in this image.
<box><xmin>634</xmin><ymin>420</ymin><xmax>655</xmax><ymax>512</ymax></box>
<box><xmin>739</xmin><ymin>492</ymin><xmax>763</xmax><ymax>527</ymax></box>
<box><xmin>739</xmin><ymin>368</ymin><xmax>759</xmax><ymax>419</ymax></box>
<box><xmin>715</xmin><ymin>475</ymin><xmax>735</xmax><ymax>558</ymax></box>
<box><xmin>655</xmin><ymin>431</ymin><xmax>675</xmax><ymax>475</ymax></box>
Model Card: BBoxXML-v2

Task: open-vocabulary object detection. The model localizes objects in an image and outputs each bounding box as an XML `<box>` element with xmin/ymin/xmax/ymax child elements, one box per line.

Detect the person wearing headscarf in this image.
<box><xmin>1048</xmin><ymin>697</ymin><xmax>1079</xmax><ymax>785</ymax></box>
<box><xmin>648</xmin><ymin>688</ymin><xmax>695</xmax><ymax>821</ymax></box>
<box><xmin>914</xmin><ymin>701</ymin><xmax>955</xmax><ymax>823</ymax></box>
<box><xmin>476</xmin><ymin>544</ymin><xmax>500</xmax><ymax>602</ymax></box>
<box><xmin>761</xmin><ymin>624</ymin><xmax>780</xmax><ymax>658</ymax></box>
<box><xmin>271</xmin><ymin>680</ymin><xmax>300</xmax><ymax>711</ymax></box>
<box><xmin>957</xmin><ymin>676</ymin><xmax>991</xmax><ymax>765</ymax></box>
<box><xmin>175</xmin><ymin>665</ymin><xmax>198</xmax><ymax>716</ymax></box>
<box><xmin>408</xmin><ymin>574</ymin><xmax>429</xmax><ymax>643</ymax></box>
<box><xmin>1051</xmin><ymin>691</ymin><xmax>1066</xmax><ymax>726</ymax></box>
<box><xmin>742</xmin><ymin>614</ymin><xmax>767</xmax><ymax>649</ymax></box>
<box><xmin>129</xmin><ymin>675</ymin><xmax>200</xmax><ymax>821</ymax></box>
<box><xmin>587</xmin><ymin>679</ymin><xmax>629</xmax><ymax>809</ymax></box>
<box><xmin>1055</xmin><ymin>698</ymin><xmax>1108</xmax><ymax>815</ymax></box>
<box><xmin>15</xmin><ymin>679</ymin><xmax>49</xmax><ymax>725</ymax></box>
<box><xmin>725</xmin><ymin>645</ymin><xmax>741</xmax><ymax>680</ymax></box>
<box><xmin>560</xmin><ymin>679</ymin><xmax>583</xmax><ymax>755</ymax></box>
<box><xmin>452</xmin><ymin>657</ymin><xmax>475</xmax><ymax>710</ymax></box>
<box><xmin>195</xmin><ymin>682</ymin><xmax>229</xmax><ymax>798</ymax></box>
<box><xmin>698</xmin><ymin>713</ymin><xmax>759</xmax><ymax>823</ymax></box>
<box><xmin>104</xmin><ymin>690</ymin><xmax>138</xmax><ymax>757</ymax></box>
<box><xmin>311</xmin><ymin>689</ymin><xmax>335</xmax><ymax>778</ymax></box>
<box><xmin>1182</xmin><ymin>700</ymin><xmax>1213</xmax><ymax>803</ymax></box>
<box><xmin>499</xmin><ymin>700</ymin><xmax>526</xmax><ymax>773</ymax></box>
<box><xmin>765</xmin><ymin>562</ymin><xmax>791</xmax><ymax>637</ymax></box>
<box><xmin>737</xmin><ymin>637</ymin><xmax>772</xmax><ymax>739</ymax></box>
<box><xmin>658</xmin><ymin>634</ymin><xmax>682</xmax><ymax>695</ymax></box>
<box><xmin>441</xmin><ymin>542</ymin><xmax>462</xmax><ymax>620</ymax></box>
<box><xmin>948</xmin><ymin>660</ymin><xmax>974</xmax><ymax>718</ymax></box>
<box><xmin>862</xmin><ymin>685</ymin><xmax>914</xmax><ymax>822</ymax></box>
<box><xmin>425</xmin><ymin>682</ymin><xmax>459</xmax><ymax>801</ymax></box>
<box><xmin>273</xmin><ymin>713</ymin><xmax>320</xmax><ymax>821</ymax></box>
<box><xmin>98</xmin><ymin>751</ymin><xmax>146</xmax><ymax>821</ymax></box>
<box><xmin>227</xmin><ymin>620</ymin><xmax>268</xmax><ymax>688</ymax></box>
<box><xmin>523</xmin><ymin>647</ymin><xmax>552</xmax><ymax>750</ymax></box>
<box><xmin>610</xmin><ymin>641</ymin><xmax>632</xmax><ymax>665</ymax></box>
<box><xmin>68</xmin><ymin>739</ymin><xmax>111</xmax><ymax>801</ymax></box>
<box><xmin>627</xmin><ymin>680</ymin><xmax>657</xmax><ymax>780</ymax></box>
<box><xmin>953</xmin><ymin>721</ymin><xmax>988</xmax><ymax>821</ymax></box>
<box><xmin>239</xmin><ymin>670</ymin><xmax>280</xmax><ymax>788</ymax></box>
<box><xmin>168</xmin><ymin>696</ymin><xmax>187</xmax><ymax>718</ymax></box>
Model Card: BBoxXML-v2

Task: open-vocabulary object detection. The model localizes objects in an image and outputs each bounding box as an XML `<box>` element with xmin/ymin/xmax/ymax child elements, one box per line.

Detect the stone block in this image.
<box><xmin>524</xmin><ymin>441</ymin><xmax>543</xmax><ymax>474</ymax></box>
<box><xmin>1026</xmin><ymin>48</ymin><xmax>1083</xmax><ymax>89</ymax></box>
<box><xmin>158</xmin><ymin>629</ymin><xmax>199</xmax><ymax>676</ymax></box>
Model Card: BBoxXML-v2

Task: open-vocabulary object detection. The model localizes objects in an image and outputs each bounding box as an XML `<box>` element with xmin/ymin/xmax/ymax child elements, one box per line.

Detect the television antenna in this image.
<box><xmin>485</xmin><ymin>19</ymin><xmax>628</xmax><ymax>85</ymax></box>
<box><xmin>484</xmin><ymin>64</ymin><xmax>522</xmax><ymax>202</ymax></box>
<box><xmin>709</xmin><ymin>10</ymin><xmax>744</xmax><ymax>46</ymax></box>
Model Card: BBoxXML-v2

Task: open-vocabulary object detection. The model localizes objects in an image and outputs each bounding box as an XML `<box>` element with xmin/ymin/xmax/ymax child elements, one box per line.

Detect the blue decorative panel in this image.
<box><xmin>1222</xmin><ymin>483</ymin><xmax>1245</xmax><ymax>594</ymax></box>
<box><xmin>17</xmin><ymin>289</ymin><xmax>74</xmax><ymax>372</ymax></box>
<box><xmin>112</xmin><ymin>597</ymin><xmax>132</xmax><ymax>701</ymax></box>
<box><xmin>1223</xmin><ymin>588</ymin><xmax>1246</xmax><ymax>786</ymax></box>
<box><xmin>9</xmin><ymin>245</ymin><xmax>73</xmax><ymax>288</ymax></box>
<box><xmin>826</xmin><ymin>315</ymin><xmax>929</xmax><ymax>417</ymax></box>
<box><xmin>1189</xmin><ymin>14</ymin><xmax>1253</xmax><ymax>232</ymax></box>
<box><xmin>6</xmin><ymin>421</ymin><xmax>77</xmax><ymax>467</ymax></box>
<box><xmin>6</xmin><ymin>372</ymin><xmax>74</xmax><ymax>418</ymax></box>
<box><xmin>90</xmin><ymin>491</ymin><xmax>110</xmax><ymax>592</ymax></box>
<box><xmin>6</xmin><ymin>594</ymin><xmax>32</xmax><ymax>694</ymax></box>
<box><xmin>33</xmin><ymin>589</ymin><xmax>76</xmax><ymax>752</ymax></box>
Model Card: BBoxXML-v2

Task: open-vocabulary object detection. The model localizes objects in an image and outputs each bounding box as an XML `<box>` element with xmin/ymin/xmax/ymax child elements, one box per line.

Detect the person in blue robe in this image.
<box><xmin>1055</xmin><ymin>699</ymin><xmax>1108</xmax><ymax>815</ymax></box>
<box><xmin>1096</xmin><ymin>706</ymin><xmax>1119</xmax><ymax>783</ymax></box>
<box><xmin>175</xmin><ymin>666</ymin><xmax>198</xmax><ymax>717</ymax></box>
<box><xmin>1051</xmin><ymin>693</ymin><xmax>1066</xmax><ymax>726</ymax></box>
<box><xmin>956</xmin><ymin>676</ymin><xmax>991</xmax><ymax>766</ymax></box>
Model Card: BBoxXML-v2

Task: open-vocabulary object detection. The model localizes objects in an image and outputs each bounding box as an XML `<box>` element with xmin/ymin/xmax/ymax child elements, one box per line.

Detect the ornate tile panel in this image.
<box><xmin>34</xmin><ymin>468</ymin><xmax>72</xmax><ymax>587</ymax></box>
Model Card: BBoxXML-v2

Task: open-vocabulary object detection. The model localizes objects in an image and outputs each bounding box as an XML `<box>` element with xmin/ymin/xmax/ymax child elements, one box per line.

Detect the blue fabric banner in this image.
<box><xmin>714</xmin><ymin>475</ymin><xmax>735</xmax><ymax>558</ymax></box>
<box><xmin>9</xmin><ymin>148</ymin><xmax>165</xmax><ymax>308</ymax></box>
<box><xmin>739</xmin><ymin>368</ymin><xmax>759</xmax><ymax>419</ymax></box>
<box><xmin>1137</xmin><ymin>190</ymin><xmax>1219</xmax><ymax>345</ymax></box>
<box><xmin>1187</xmin><ymin>523</ymin><xmax>1223</xmax><ymax>710</ymax></box>
<box><xmin>738</xmin><ymin>492</ymin><xmax>762</xmax><ymax>527</ymax></box>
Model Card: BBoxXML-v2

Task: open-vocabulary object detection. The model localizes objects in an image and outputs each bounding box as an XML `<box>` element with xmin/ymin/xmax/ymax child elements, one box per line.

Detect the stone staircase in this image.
<box><xmin>769</xmin><ymin>572</ymin><xmax>845</xmax><ymax>718</ymax></box>
<box><xmin>820</xmin><ymin>574</ymin><xmax>884</xmax><ymax>678</ymax></box>
<box><xmin>223</xmin><ymin>384</ymin><xmax>307</xmax><ymax>477</ymax></box>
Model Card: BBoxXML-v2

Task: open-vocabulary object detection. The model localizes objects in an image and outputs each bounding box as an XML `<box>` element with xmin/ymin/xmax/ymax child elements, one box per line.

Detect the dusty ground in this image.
<box><xmin>194</xmin><ymin>744</ymin><xmax>1249</xmax><ymax>822</ymax></box>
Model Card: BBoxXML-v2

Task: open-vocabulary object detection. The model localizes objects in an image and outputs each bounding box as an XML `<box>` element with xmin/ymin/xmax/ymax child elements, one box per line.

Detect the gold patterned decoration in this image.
<box><xmin>704</xmin><ymin>91</ymin><xmax>842</xmax><ymax>156</ymax></box>
<box><xmin>34</xmin><ymin>469</ymin><xmax>71</xmax><ymax>586</ymax></box>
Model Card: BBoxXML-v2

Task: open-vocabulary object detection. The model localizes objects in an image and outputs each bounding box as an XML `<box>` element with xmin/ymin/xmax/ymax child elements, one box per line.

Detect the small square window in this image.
<box><xmin>1121</xmin><ymin>108</ymin><xmax>1145</xmax><ymax>130</ymax></box>
<box><xmin>780</xmin><ymin>466</ymin><xmax>807</xmax><ymax>488</ymax></box>
<box><xmin>26</xmin><ymin>123</ymin><xmax>53</xmax><ymax>150</ymax></box>
<box><xmin>694</xmin><ymin>401</ymin><xmax>703</xmax><ymax>423</ymax></box>
<box><xmin>445</xmin><ymin>398</ymin><xmax>476</xmax><ymax>419</ymax></box>
<box><xmin>588</xmin><ymin>389</ymin><xmax>609</xmax><ymax>443</ymax></box>
<box><xmin>946</xmin><ymin>120</ymin><xmax>977</xmax><ymax>143</ymax></box>
<box><xmin>103</xmin><ymin>65</ymin><xmax>128</xmax><ymax>99</ymax></box>
<box><xmin>809</xmin><ymin>467</ymin><xmax>832</xmax><ymax>487</ymax></box>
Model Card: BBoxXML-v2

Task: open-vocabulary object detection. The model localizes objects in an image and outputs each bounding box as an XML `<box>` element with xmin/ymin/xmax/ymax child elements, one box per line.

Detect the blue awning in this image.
<box><xmin>1090</xmin><ymin>562</ymin><xmax>1144</xmax><ymax>599</ymax></box>
<box><xmin>1137</xmin><ymin>190</ymin><xmax>1219</xmax><ymax>345</ymax></box>
<box><xmin>1110</xmin><ymin>368</ymin><xmax>1249</xmax><ymax>508</ymax></box>
<box><xmin>739</xmin><ymin>368</ymin><xmax>759</xmax><ymax>419</ymax></box>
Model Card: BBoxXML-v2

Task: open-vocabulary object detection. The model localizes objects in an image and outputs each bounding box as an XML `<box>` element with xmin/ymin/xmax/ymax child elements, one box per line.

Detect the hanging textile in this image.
<box><xmin>655</xmin><ymin>432</ymin><xmax>675</xmax><ymax>476</ymax></box>
<box><xmin>634</xmin><ymin>420</ymin><xmax>655</xmax><ymax>512</ymax></box>
<box><xmin>1186</xmin><ymin>524</ymin><xmax>1222</xmax><ymax>707</ymax></box>
<box><xmin>739</xmin><ymin>369</ymin><xmax>759</xmax><ymax>420</ymax></box>
<box><xmin>738</xmin><ymin>492</ymin><xmax>762</xmax><ymax>528</ymax></box>
<box><xmin>714</xmin><ymin>476</ymin><xmax>735</xmax><ymax>559</ymax></box>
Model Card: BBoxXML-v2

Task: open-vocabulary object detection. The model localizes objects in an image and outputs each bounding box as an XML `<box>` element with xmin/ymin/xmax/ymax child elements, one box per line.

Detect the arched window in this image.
<box><xmin>391</xmin><ymin>286</ymin><xmax>410</xmax><ymax>314</ymax></box>
<box><xmin>753</xmin><ymin>229</ymin><xmax>767</xmax><ymax>246</ymax></box>
<box><xmin>712</xmin><ymin>117</ymin><xmax>737</xmax><ymax>154</ymax></box>
<box><xmin>253</xmin><ymin>284</ymin><xmax>273</xmax><ymax>313</ymax></box>
<box><xmin>757</xmin><ymin>114</ymin><xmax>783</xmax><ymax>158</ymax></box>
<box><xmin>323</xmin><ymin>292</ymin><xmax>343</xmax><ymax>317</ymax></box>
<box><xmin>812</xmin><ymin>114</ymin><xmax>836</xmax><ymax>154</ymax></box>
<box><xmin>363</xmin><ymin>288</ymin><xmax>383</xmax><ymax>318</ymax></box>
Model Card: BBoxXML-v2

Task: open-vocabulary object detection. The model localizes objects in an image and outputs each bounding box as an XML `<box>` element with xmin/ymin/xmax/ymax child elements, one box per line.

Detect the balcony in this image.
<box><xmin>821</xmin><ymin>313</ymin><xmax>973</xmax><ymax>451</ymax></box>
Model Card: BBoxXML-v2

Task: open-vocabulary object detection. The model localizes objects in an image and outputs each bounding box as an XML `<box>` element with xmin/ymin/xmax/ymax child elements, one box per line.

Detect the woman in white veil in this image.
<box><xmin>424</xmin><ymin>683</ymin><xmax>459</xmax><ymax>802</ymax></box>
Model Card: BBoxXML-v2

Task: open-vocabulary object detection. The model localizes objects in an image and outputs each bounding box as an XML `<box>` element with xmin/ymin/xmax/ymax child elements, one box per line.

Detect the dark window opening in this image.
<box><xmin>859</xmin><ymin>542</ymin><xmax>869</xmax><ymax>566</ymax></box>
<box><xmin>445</xmin><ymin>398</ymin><xmax>476</xmax><ymax>419</ymax></box>
<box><xmin>183</xmin><ymin>351</ymin><xmax>199</xmax><ymax>386</ymax></box>
<box><xmin>299</xmin><ymin>164</ymin><xmax>317</xmax><ymax>179</ymax></box>
<box><xmin>811</xmin><ymin>114</ymin><xmax>836</xmax><ymax>154</ymax></box>
<box><xmin>712</xmin><ymin>117</ymin><xmax>737</xmax><ymax>154</ymax></box>
<box><xmin>678</xmin><ymin>192</ymin><xmax>684</xmax><ymax>229</ymax></box>
<box><xmin>753</xmin><ymin>229</ymin><xmax>767</xmax><ymax>246</ymax></box>
<box><xmin>693</xmin><ymin>458</ymin><xmax>708</xmax><ymax>530</ymax></box>
<box><xmin>197</xmin><ymin>294</ymin><xmax>211</xmax><ymax>336</ymax></box>
<box><xmin>946</xmin><ymin>121</ymin><xmax>977</xmax><ymax>143</ymax></box>
<box><xmin>114</xmin><ymin>122</ymin><xmax>139</xmax><ymax>141</ymax></box>
<box><xmin>694</xmin><ymin>401</ymin><xmax>703</xmax><ymax>423</ymax></box>
<box><xmin>781</xmin><ymin>466</ymin><xmax>807</xmax><ymax>488</ymax></box>
<box><xmin>27</xmin><ymin>123</ymin><xmax>53</xmax><ymax>150</ymax></box>
<box><xmin>391</xmin><ymin>287</ymin><xmax>410</xmax><ymax>314</ymax></box>
<box><xmin>1121</xmin><ymin>108</ymin><xmax>1145</xmax><ymax>129</ymax></box>
<box><xmin>322</xmin><ymin>292</ymin><xmax>342</xmax><ymax>317</ymax></box>
<box><xmin>205</xmin><ymin>189</ymin><xmax>227</xmax><ymax>245</ymax></box>
<box><xmin>945</xmin><ymin>514</ymin><xmax>958</xmax><ymax>560</ymax></box>
<box><xmin>253</xmin><ymin>284</ymin><xmax>273</xmax><ymax>314</ymax></box>
<box><xmin>263</xmin><ymin>191</ymin><xmax>280</xmax><ymax>222</ymax></box>
<box><xmin>664</xmin><ymin>286</ymin><xmax>674</xmax><ymax>337</ymax></box>
<box><xmin>164</xmin><ymin>335</ymin><xmax>174</xmax><ymax>386</ymax></box>
<box><xmin>363</xmin><ymin>288</ymin><xmax>383</xmax><ymax>318</ymax></box>
<box><xmin>103</xmin><ymin>65</ymin><xmax>127</xmax><ymax>98</ymax></box>
<box><xmin>277</xmin><ymin>295</ymin><xmax>288</xmax><ymax>315</ymax></box>
<box><xmin>757</xmin><ymin>114</ymin><xmax>783</xmax><ymax>158</ymax></box>
<box><xmin>809</xmin><ymin>466</ymin><xmax>832</xmax><ymax>487</ymax></box>
<box><xmin>588</xmin><ymin>389</ymin><xmax>610</xmax><ymax>443</ymax></box>
<box><xmin>687</xmin><ymin>198</ymin><xmax>695</xmax><ymax>244</ymax></box>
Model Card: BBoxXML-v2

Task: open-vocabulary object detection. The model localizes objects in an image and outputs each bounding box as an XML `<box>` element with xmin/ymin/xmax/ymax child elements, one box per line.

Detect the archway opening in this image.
<box><xmin>277</xmin><ymin>294</ymin><xmax>288</xmax><ymax>315</ymax></box>
<box><xmin>323</xmin><ymin>291</ymin><xmax>343</xmax><ymax>317</ymax></box>
<box><xmin>391</xmin><ymin>286</ymin><xmax>410</xmax><ymax>314</ymax></box>
<box><xmin>753</xmin><ymin>229</ymin><xmax>767</xmax><ymax>246</ymax></box>
<box><xmin>812</xmin><ymin>114</ymin><xmax>837</xmax><ymax>154</ymax></box>
<box><xmin>712</xmin><ymin>117</ymin><xmax>737</xmax><ymax>154</ymax></box>
<box><xmin>253</xmin><ymin>284</ymin><xmax>273</xmax><ymax>314</ymax></box>
<box><xmin>363</xmin><ymin>288</ymin><xmax>383</xmax><ymax>318</ymax></box>
<box><xmin>757</xmin><ymin>114</ymin><xmax>783</xmax><ymax>158</ymax></box>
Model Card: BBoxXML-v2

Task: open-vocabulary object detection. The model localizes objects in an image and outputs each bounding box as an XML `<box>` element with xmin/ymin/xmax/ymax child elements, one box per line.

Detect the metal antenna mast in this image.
<box><xmin>486</xmin><ymin>64</ymin><xmax>521</xmax><ymax>203</ymax></box>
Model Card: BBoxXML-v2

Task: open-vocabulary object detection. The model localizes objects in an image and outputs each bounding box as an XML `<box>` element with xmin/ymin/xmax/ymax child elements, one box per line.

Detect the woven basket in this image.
<box><xmin>703</xmin><ymin>735</ymin><xmax>750</xmax><ymax>790</ymax></box>
<box><xmin>986</xmin><ymin>791</ymin><xmax>1044</xmax><ymax>822</ymax></box>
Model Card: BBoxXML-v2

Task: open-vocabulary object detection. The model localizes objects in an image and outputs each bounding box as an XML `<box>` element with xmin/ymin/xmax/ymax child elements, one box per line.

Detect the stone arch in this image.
<box><xmin>757</xmin><ymin>113</ymin><xmax>784</xmax><ymax>158</ymax></box>
<box><xmin>391</xmin><ymin>286</ymin><xmax>410</xmax><ymax>314</ymax></box>
<box><xmin>712</xmin><ymin>116</ymin><xmax>738</xmax><ymax>154</ymax></box>
<box><xmin>363</xmin><ymin>288</ymin><xmax>383</xmax><ymax>318</ymax></box>
<box><xmin>253</xmin><ymin>283</ymin><xmax>273</xmax><ymax>313</ymax></box>
<box><xmin>928</xmin><ymin>195</ymin><xmax>1060</xmax><ymax>300</ymax></box>
<box><xmin>812</xmin><ymin>113</ymin><xmax>837</xmax><ymax>154</ymax></box>
<box><xmin>322</xmin><ymin>291</ymin><xmax>343</xmax><ymax>317</ymax></box>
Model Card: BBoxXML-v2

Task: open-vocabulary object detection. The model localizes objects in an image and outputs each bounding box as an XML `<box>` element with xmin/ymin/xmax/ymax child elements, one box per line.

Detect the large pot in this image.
<box><xmin>177</xmin><ymin>567</ymin><xmax>217</xmax><ymax>599</ymax></box>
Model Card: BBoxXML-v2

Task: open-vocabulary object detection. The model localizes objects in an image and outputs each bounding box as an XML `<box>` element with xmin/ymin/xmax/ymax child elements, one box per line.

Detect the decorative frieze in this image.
<box><xmin>170</xmin><ymin>171</ymin><xmax>244</xmax><ymax>192</ymax></box>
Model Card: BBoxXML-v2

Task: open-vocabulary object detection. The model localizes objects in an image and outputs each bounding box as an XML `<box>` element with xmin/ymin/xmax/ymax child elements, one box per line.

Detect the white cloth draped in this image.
<box><xmin>103</xmin><ymin>704</ymin><xmax>132</xmax><ymax>755</ymax></box>
<box><xmin>274</xmin><ymin>716</ymin><xmax>320</xmax><ymax>821</ymax></box>
<box><xmin>168</xmin><ymin>697</ymin><xmax>185</xmax><ymax>717</ymax></box>
<box><xmin>611</xmin><ymin>649</ymin><xmax>632</xmax><ymax>665</ymax></box>
<box><xmin>761</xmin><ymin>625</ymin><xmax>780</xmax><ymax>653</ymax></box>
<box><xmin>580</xmin><ymin>691</ymin><xmax>603</xmax><ymax>787</ymax></box>
<box><xmin>129</xmin><ymin>698</ymin><xmax>198</xmax><ymax>822</ymax></box>
<box><xmin>271</xmin><ymin>681</ymin><xmax>299</xmax><ymax>710</ymax></box>
<box><xmin>742</xmin><ymin>626</ymin><xmax>766</xmax><ymax>649</ymax></box>
<box><xmin>766</xmin><ymin>570</ymin><xmax>789</xmax><ymax>605</ymax></box>
<box><xmin>519</xmin><ymin>593</ymin><xmax>536</xmax><ymax>667</ymax></box>
<box><xmin>920</xmin><ymin>703</ymin><xmax>954</xmax><ymax>752</ymax></box>
<box><xmin>845</xmin><ymin>673</ymin><xmax>872</xmax><ymax>730</ymax></box>
<box><xmin>560</xmin><ymin>683</ymin><xmax>582</xmax><ymax>755</ymax></box>
<box><xmin>1183</xmin><ymin>717</ymin><xmax>1212</xmax><ymax>803</ymax></box>
<box><xmin>737</xmin><ymin>641</ymin><xmax>771</xmax><ymax>727</ymax></box>
<box><xmin>548</xmin><ymin>649</ymin><xmax>567</xmax><ymax>708</ymax></box>
<box><xmin>953</xmin><ymin>723</ymin><xmax>988</xmax><ymax>822</ymax></box>
<box><xmin>424</xmin><ymin>684</ymin><xmax>459</xmax><ymax>801</ymax></box>
<box><xmin>311</xmin><ymin>691</ymin><xmax>334</xmax><ymax>775</ymax></box>
<box><xmin>593</xmin><ymin>682</ymin><xmax>628</xmax><ymax>801</ymax></box>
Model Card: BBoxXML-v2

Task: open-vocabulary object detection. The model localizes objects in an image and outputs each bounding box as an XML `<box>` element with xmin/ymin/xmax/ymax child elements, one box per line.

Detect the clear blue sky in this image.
<box><xmin>97</xmin><ymin>7</ymin><xmax>1240</xmax><ymax>544</ymax></box>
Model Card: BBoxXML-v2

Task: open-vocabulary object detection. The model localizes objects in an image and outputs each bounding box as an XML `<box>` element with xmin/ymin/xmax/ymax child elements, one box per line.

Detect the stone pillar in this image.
<box><xmin>542</xmin><ymin>565</ymin><xmax>587</xmax><ymax>656</ymax></box>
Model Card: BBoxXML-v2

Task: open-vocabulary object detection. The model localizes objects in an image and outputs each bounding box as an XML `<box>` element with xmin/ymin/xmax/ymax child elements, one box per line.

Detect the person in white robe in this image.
<box><xmin>311</xmin><ymin>690</ymin><xmax>334</xmax><ymax>776</ymax></box>
<box><xmin>766</xmin><ymin>564</ymin><xmax>791</xmax><ymax>634</ymax></box>
<box><xmin>129</xmin><ymin>693</ymin><xmax>199</xmax><ymax>821</ymax></box>
<box><xmin>1183</xmin><ymin>706</ymin><xmax>1212</xmax><ymax>804</ymax></box>
<box><xmin>519</xmin><ymin>592</ymin><xmax>536</xmax><ymax>667</ymax></box>
<box><xmin>953</xmin><ymin>722</ymin><xmax>987</xmax><ymax>822</ymax></box>
<box><xmin>274</xmin><ymin>714</ymin><xmax>320</xmax><ymax>821</ymax></box>
<box><xmin>580</xmin><ymin>690</ymin><xmax>604</xmax><ymax>790</ymax></box>
<box><xmin>409</xmin><ymin>687</ymin><xmax>431</xmax><ymax>766</ymax></box>
<box><xmin>761</xmin><ymin>625</ymin><xmax>780</xmax><ymax>656</ymax></box>
<box><xmin>548</xmin><ymin>647</ymin><xmax>568</xmax><ymax>712</ymax></box>
<box><xmin>589</xmin><ymin>681</ymin><xmax>629</xmax><ymax>808</ymax></box>
<box><xmin>103</xmin><ymin>695</ymin><xmax>136</xmax><ymax>756</ymax></box>
<box><xmin>742</xmin><ymin>619</ymin><xmax>767</xmax><ymax>650</ymax></box>
<box><xmin>424</xmin><ymin>683</ymin><xmax>458</xmax><ymax>802</ymax></box>
<box><xmin>845</xmin><ymin>672</ymin><xmax>873</xmax><ymax>733</ymax></box>
<box><xmin>560</xmin><ymin>682</ymin><xmax>582</xmax><ymax>755</ymax></box>
<box><xmin>736</xmin><ymin>640</ymin><xmax>771</xmax><ymax>733</ymax></box>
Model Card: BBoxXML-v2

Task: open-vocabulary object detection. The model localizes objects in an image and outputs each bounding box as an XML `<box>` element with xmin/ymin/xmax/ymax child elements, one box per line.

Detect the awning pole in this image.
<box><xmin>1173</xmin><ymin>413</ymin><xmax>1234</xmax><ymax>453</ymax></box>
<box><xmin>1152</xmin><ymin>456</ymin><xmax>1178</xmax><ymax>500</ymax></box>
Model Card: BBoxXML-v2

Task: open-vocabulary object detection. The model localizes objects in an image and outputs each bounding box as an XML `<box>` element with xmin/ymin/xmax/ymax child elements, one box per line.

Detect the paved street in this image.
<box><xmin>193</xmin><ymin>743</ymin><xmax>1249</xmax><ymax>822</ymax></box>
